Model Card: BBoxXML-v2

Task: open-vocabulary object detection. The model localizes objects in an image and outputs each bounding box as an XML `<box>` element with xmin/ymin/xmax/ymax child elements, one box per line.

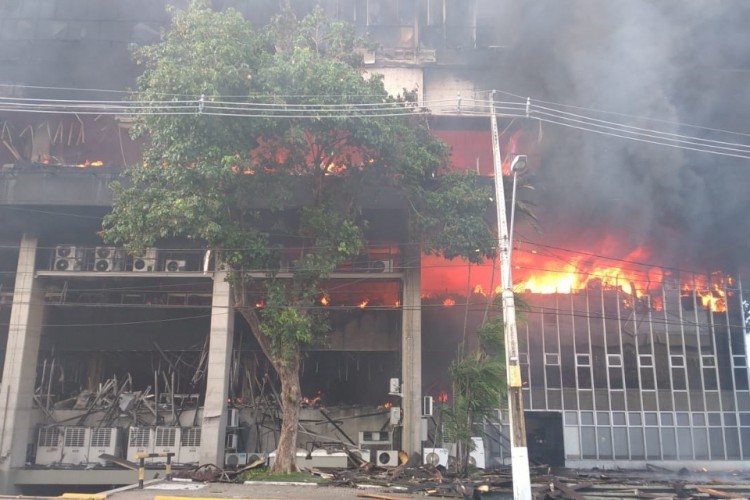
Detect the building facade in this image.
<box><xmin>0</xmin><ymin>0</ymin><xmax>748</xmax><ymax>494</ymax></box>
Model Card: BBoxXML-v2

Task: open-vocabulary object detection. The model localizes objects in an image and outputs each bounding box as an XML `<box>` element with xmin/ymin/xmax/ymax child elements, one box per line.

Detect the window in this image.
<box><xmin>576</xmin><ymin>354</ymin><xmax>591</xmax><ymax>366</ymax></box>
<box><xmin>639</xmin><ymin>354</ymin><xmax>653</xmax><ymax>367</ymax></box>
<box><xmin>607</xmin><ymin>354</ymin><xmax>622</xmax><ymax>367</ymax></box>
<box><xmin>545</xmin><ymin>353</ymin><xmax>560</xmax><ymax>365</ymax></box>
<box><xmin>670</xmin><ymin>355</ymin><xmax>685</xmax><ymax>367</ymax></box>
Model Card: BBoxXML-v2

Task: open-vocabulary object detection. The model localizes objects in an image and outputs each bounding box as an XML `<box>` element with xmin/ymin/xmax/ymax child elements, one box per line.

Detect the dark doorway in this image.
<box><xmin>525</xmin><ymin>411</ymin><xmax>564</xmax><ymax>466</ymax></box>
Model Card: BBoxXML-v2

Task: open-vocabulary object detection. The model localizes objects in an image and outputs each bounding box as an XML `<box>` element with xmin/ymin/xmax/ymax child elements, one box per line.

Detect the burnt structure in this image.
<box><xmin>0</xmin><ymin>0</ymin><xmax>749</xmax><ymax>495</ymax></box>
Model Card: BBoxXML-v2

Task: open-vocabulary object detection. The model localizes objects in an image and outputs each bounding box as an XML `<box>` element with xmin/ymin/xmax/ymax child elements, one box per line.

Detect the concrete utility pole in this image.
<box><xmin>489</xmin><ymin>91</ymin><xmax>532</xmax><ymax>500</ymax></box>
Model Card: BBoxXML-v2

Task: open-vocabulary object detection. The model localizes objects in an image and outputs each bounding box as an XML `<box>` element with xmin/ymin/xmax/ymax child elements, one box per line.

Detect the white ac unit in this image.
<box><xmin>61</xmin><ymin>426</ymin><xmax>90</xmax><ymax>465</ymax></box>
<box><xmin>423</xmin><ymin>447</ymin><xmax>449</xmax><ymax>467</ymax></box>
<box><xmin>94</xmin><ymin>246</ymin><xmax>123</xmax><ymax>272</ymax></box>
<box><xmin>469</xmin><ymin>436</ymin><xmax>486</xmax><ymax>469</ymax></box>
<box><xmin>374</xmin><ymin>449</ymin><xmax>399</xmax><ymax>467</ymax></box>
<box><xmin>164</xmin><ymin>259</ymin><xmax>187</xmax><ymax>272</ymax></box>
<box><xmin>369</xmin><ymin>259</ymin><xmax>393</xmax><ymax>273</ymax></box>
<box><xmin>179</xmin><ymin>427</ymin><xmax>201</xmax><ymax>464</ymax></box>
<box><xmin>133</xmin><ymin>247</ymin><xmax>158</xmax><ymax>272</ymax></box>
<box><xmin>153</xmin><ymin>426</ymin><xmax>180</xmax><ymax>462</ymax></box>
<box><xmin>358</xmin><ymin>431</ymin><xmax>392</xmax><ymax>449</ymax></box>
<box><xmin>54</xmin><ymin>245</ymin><xmax>81</xmax><ymax>271</ymax></box>
<box><xmin>35</xmin><ymin>426</ymin><xmax>63</xmax><ymax>465</ymax></box>
<box><xmin>224</xmin><ymin>452</ymin><xmax>248</xmax><ymax>468</ymax></box>
<box><xmin>127</xmin><ymin>427</ymin><xmax>154</xmax><ymax>462</ymax></box>
<box><xmin>228</xmin><ymin>408</ymin><xmax>240</xmax><ymax>428</ymax></box>
<box><xmin>89</xmin><ymin>427</ymin><xmax>121</xmax><ymax>465</ymax></box>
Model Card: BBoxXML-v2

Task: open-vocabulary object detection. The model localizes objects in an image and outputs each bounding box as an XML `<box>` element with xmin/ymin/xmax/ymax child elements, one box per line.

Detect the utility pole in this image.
<box><xmin>490</xmin><ymin>90</ymin><xmax>532</xmax><ymax>500</ymax></box>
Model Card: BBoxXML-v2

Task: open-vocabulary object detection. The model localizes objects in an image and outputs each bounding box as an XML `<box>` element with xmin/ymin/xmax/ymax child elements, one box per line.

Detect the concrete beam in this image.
<box><xmin>199</xmin><ymin>271</ymin><xmax>234</xmax><ymax>467</ymax></box>
<box><xmin>0</xmin><ymin>234</ymin><xmax>45</xmax><ymax>493</ymax></box>
<box><xmin>401</xmin><ymin>246</ymin><xmax>422</xmax><ymax>456</ymax></box>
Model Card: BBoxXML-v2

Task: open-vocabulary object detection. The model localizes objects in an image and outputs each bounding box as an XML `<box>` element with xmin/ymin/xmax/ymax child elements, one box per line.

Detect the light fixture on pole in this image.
<box><xmin>489</xmin><ymin>90</ymin><xmax>532</xmax><ymax>500</ymax></box>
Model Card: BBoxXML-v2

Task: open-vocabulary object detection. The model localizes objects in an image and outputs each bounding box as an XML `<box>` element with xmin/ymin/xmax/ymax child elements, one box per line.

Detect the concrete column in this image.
<box><xmin>401</xmin><ymin>247</ymin><xmax>422</xmax><ymax>456</ymax></box>
<box><xmin>199</xmin><ymin>271</ymin><xmax>234</xmax><ymax>466</ymax></box>
<box><xmin>0</xmin><ymin>234</ymin><xmax>44</xmax><ymax>492</ymax></box>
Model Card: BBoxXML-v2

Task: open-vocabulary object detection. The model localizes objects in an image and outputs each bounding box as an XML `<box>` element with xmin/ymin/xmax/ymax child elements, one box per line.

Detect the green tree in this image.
<box><xmin>102</xmin><ymin>1</ymin><xmax>498</xmax><ymax>473</ymax></box>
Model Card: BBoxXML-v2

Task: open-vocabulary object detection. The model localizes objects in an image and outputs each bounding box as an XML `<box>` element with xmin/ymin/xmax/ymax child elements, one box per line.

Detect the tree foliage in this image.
<box><xmin>101</xmin><ymin>0</ymin><xmax>498</xmax><ymax>472</ymax></box>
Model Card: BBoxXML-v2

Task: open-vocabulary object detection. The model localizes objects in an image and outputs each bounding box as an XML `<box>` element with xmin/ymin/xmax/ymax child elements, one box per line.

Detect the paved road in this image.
<box><xmin>104</xmin><ymin>480</ymin><xmax>421</xmax><ymax>499</ymax></box>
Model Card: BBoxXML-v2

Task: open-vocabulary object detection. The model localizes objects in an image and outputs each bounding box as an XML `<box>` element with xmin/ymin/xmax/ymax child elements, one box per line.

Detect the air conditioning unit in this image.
<box><xmin>133</xmin><ymin>247</ymin><xmax>158</xmax><ymax>272</ymax></box>
<box><xmin>36</xmin><ymin>426</ymin><xmax>63</xmax><ymax>465</ymax></box>
<box><xmin>359</xmin><ymin>431</ymin><xmax>392</xmax><ymax>450</ymax></box>
<box><xmin>164</xmin><ymin>259</ymin><xmax>187</xmax><ymax>272</ymax></box>
<box><xmin>374</xmin><ymin>449</ymin><xmax>399</xmax><ymax>467</ymax></box>
<box><xmin>89</xmin><ymin>427</ymin><xmax>121</xmax><ymax>465</ymax></box>
<box><xmin>179</xmin><ymin>427</ymin><xmax>201</xmax><ymax>464</ymax></box>
<box><xmin>152</xmin><ymin>426</ymin><xmax>180</xmax><ymax>462</ymax></box>
<box><xmin>423</xmin><ymin>447</ymin><xmax>449</xmax><ymax>467</ymax></box>
<box><xmin>224</xmin><ymin>452</ymin><xmax>248</xmax><ymax>468</ymax></box>
<box><xmin>469</xmin><ymin>436</ymin><xmax>486</xmax><ymax>469</ymax></box>
<box><xmin>61</xmin><ymin>426</ymin><xmax>90</xmax><ymax>465</ymax></box>
<box><xmin>94</xmin><ymin>246</ymin><xmax>123</xmax><ymax>272</ymax></box>
<box><xmin>369</xmin><ymin>259</ymin><xmax>393</xmax><ymax>273</ymax></box>
<box><xmin>54</xmin><ymin>245</ymin><xmax>81</xmax><ymax>271</ymax></box>
<box><xmin>228</xmin><ymin>408</ymin><xmax>240</xmax><ymax>428</ymax></box>
<box><xmin>126</xmin><ymin>427</ymin><xmax>154</xmax><ymax>462</ymax></box>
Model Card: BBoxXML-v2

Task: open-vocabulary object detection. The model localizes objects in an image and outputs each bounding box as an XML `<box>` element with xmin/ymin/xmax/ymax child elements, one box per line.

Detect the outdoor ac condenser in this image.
<box><xmin>35</xmin><ymin>426</ymin><xmax>63</xmax><ymax>465</ymax></box>
<box><xmin>89</xmin><ymin>427</ymin><xmax>121</xmax><ymax>465</ymax></box>
<box><xmin>179</xmin><ymin>427</ymin><xmax>201</xmax><ymax>464</ymax></box>
<box><xmin>164</xmin><ymin>259</ymin><xmax>187</xmax><ymax>272</ymax></box>
<box><xmin>127</xmin><ymin>427</ymin><xmax>154</xmax><ymax>462</ymax></box>
<box><xmin>54</xmin><ymin>245</ymin><xmax>81</xmax><ymax>271</ymax></box>
<box><xmin>152</xmin><ymin>426</ymin><xmax>180</xmax><ymax>463</ymax></box>
<box><xmin>60</xmin><ymin>426</ymin><xmax>90</xmax><ymax>465</ymax></box>
<box><xmin>133</xmin><ymin>247</ymin><xmax>158</xmax><ymax>272</ymax></box>
<box><xmin>374</xmin><ymin>449</ymin><xmax>399</xmax><ymax>467</ymax></box>
<box><xmin>94</xmin><ymin>246</ymin><xmax>123</xmax><ymax>272</ymax></box>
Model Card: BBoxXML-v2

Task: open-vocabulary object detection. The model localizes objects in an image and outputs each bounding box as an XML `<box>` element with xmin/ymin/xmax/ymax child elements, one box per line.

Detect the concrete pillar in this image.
<box><xmin>199</xmin><ymin>271</ymin><xmax>234</xmax><ymax>466</ymax></box>
<box><xmin>0</xmin><ymin>234</ymin><xmax>44</xmax><ymax>492</ymax></box>
<box><xmin>401</xmin><ymin>246</ymin><xmax>422</xmax><ymax>456</ymax></box>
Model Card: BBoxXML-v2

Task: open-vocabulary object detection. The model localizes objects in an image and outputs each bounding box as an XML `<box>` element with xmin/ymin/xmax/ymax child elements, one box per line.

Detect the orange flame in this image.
<box><xmin>358</xmin><ymin>299</ymin><xmax>369</xmax><ymax>309</ymax></box>
<box><xmin>75</xmin><ymin>160</ymin><xmax>104</xmax><ymax>168</ymax></box>
<box><xmin>442</xmin><ymin>298</ymin><xmax>456</xmax><ymax>307</ymax></box>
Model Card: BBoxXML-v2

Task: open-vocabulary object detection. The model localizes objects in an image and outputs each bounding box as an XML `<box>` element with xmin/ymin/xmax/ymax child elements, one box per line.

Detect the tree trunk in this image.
<box><xmin>270</xmin><ymin>361</ymin><xmax>301</xmax><ymax>473</ymax></box>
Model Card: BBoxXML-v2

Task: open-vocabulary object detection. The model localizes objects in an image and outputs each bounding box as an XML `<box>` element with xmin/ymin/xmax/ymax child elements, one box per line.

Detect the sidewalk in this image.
<box><xmin>102</xmin><ymin>479</ymin><xmax>420</xmax><ymax>500</ymax></box>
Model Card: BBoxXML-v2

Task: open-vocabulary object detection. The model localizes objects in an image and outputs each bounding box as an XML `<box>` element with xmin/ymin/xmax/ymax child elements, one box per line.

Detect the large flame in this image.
<box><xmin>421</xmin><ymin>242</ymin><xmax>730</xmax><ymax>313</ymax></box>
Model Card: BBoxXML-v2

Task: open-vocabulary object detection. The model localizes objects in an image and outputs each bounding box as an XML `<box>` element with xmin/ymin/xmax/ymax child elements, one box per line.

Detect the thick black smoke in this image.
<box><xmin>498</xmin><ymin>0</ymin><xmax>750</xmax><ymax>275</ymax></box>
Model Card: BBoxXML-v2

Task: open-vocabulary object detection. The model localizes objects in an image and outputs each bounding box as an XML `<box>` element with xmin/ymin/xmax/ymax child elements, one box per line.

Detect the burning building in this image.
<box><xmin>0</xmin><ymin>0</ymin><xmax>750</xmax><ymax>495</ymax></box>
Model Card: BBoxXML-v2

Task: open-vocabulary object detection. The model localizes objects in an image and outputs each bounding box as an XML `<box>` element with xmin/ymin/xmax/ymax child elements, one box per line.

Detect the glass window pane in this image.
<box><xmin>693</xmin><ymin>427</ymin><xmax>709</xmax><ymax>459</ymax></box>
<box><xmin>564</xmin><ymin>411</ymin><xmax>578</xmax><ymax>425</ymax></box>
<box><xmin>629</xmin><ymin>427</ymin><xmax>645</xmax><ymax>459</ymax></box>
<box><xmin>580</xmin><ymin>411</ymin><xmax>594</xmax><ymax>425</ymax></box>
<box><xmin>677</xmin><ymin>428</ymin><xmax>692</xmax><ymax>459</ymax></box>
<box><xmin>645</xmin><ymin>428</ymin><xmax>661</xmax><ymax>459</ymax></box>
<box><xmin>596</xmin><ymin>412</ymin><xmax>610</xmax><ymax>425</ymax></box>
<box><xmin>709</xmin><ymin>428</ymin><xmax>725</xmax><ymax>459</ymax></box>
<box><xmin>662</xmin><ymin>428</ymin><xmax>677</xmax><ymax>459</ymax></box>
<box><xmin>597</xmin><ymin>428</ymin><xmax>612</xmax><ymax>458</ymax></box>
<box><xmin>613</xmin><ymin>427</ymin><xmax>628</xmax><ymax>459</ymax></box>
<box><xmin>645</xmin><ymin>412</ymin><xmax>658</xmax><ymax>426</ymax></box>
<box><xmin>628</xmin><ymin>412</ymin><xmax>642</xmax><ymax>425</ymax></box>
<box><xmin>581</xmin><ymin>427</ymin><xmax>597</xmax><ymax>458</ymax></box>
<box><xmin>676</xmin><ymin>412</ymin><xmax>690</xmax><ymax>426</ymax></box>
<box><xmin>725</xmin><ymin>428</ymin><xmax>741</xmax><ymax>459</ymax></box>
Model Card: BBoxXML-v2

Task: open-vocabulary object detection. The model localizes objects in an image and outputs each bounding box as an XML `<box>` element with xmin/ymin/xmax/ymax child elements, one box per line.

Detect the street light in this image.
<box><xmin>489</xmin><ymin>91</ymin><xmax>532</xmax><ymax>500</ymax></box>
